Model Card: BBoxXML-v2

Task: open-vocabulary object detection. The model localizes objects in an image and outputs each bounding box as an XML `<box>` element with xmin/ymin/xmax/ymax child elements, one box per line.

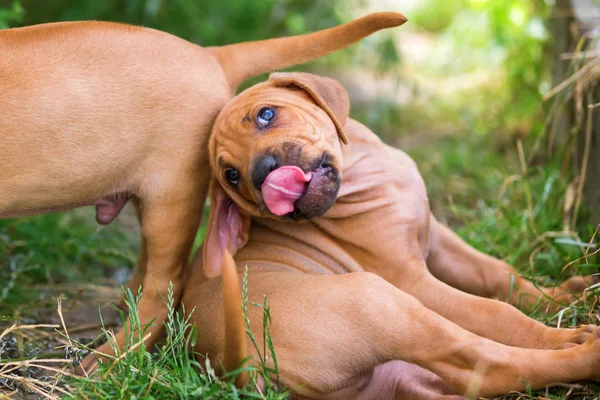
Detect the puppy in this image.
<box><xmin>182</xmin><ymin>72</ymin><xmax>600</xmax><ymax>398</ymax></box>
<box><xmin>0</xmin><ymin>14</ymin><xmax>407</xmax><ymax>371</ymax></box>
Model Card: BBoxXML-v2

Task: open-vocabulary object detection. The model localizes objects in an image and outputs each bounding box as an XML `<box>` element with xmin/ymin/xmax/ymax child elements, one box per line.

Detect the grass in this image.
<box><xmin>63</xmin><ymin>279</ymin><xmax>287</xmax><ymax>399</ymax></box>
<box><xmin>0</xmin><ymin>275</ymin><xmax>285</xmax><ymax>399</ymax></box>
<box><xmin>0</xmin><ymin>209</ymin><xmax>138</xmax><ymax>313</ymax></box>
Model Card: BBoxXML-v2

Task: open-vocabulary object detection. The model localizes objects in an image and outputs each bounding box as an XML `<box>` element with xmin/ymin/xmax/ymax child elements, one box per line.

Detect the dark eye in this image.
<box><xmin>225</xmin><ymin>169</ymin><xmax>240</xmax><ymax>186</ymax></box>
<box><xmin>257</xmin><ymin>107</ymin><xmax>276</xmax><ymax>127</ymax></box>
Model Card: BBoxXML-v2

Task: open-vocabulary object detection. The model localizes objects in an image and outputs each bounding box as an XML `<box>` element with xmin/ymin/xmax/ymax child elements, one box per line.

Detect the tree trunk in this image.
<box><xmin>578</xmin><ymin>87</ymin><xmax>600</xmax><ymax>223</ymax></box>
<box><xmin>551</xmin><ymin>0</ymin><xmax>600</xmax><ymax>224</ymax></box>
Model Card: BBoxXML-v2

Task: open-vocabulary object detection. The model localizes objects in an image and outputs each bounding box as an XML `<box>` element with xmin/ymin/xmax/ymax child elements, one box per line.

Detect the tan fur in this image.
<box><xmin>221</xmin><ymin>248</ymin><xmax>248</xmax><ymax>387</ymax></box>
<box><xmin>0</xmin><ymin>15</ymin><xmax>407</xmax><ymax>372</ymax></box>
<box><xmin>209</xmin><ymin>12</ymin><xmax>407</xmax><ymax>91</ymax></box>
<box><xmin>183</xmin><ymin>72</ymin><xmax>600</xmax><ymax>399</ymax></box>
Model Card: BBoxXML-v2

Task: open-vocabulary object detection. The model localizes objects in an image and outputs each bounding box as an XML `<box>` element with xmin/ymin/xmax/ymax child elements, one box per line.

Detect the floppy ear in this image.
<box><xmin>268</xmin><ymin>72</ymin><xmax>350</xmax><ymax>144</ymax></box>
<box><xmin>203</xmin><ymin>179</ymin><xmax>251</xmax><ymax>278</ymax></box>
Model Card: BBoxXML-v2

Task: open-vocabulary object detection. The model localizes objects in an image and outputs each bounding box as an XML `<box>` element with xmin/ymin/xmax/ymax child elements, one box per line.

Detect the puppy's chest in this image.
<box><xmin>238</xmin><ymin>220</ymin><xmax>364</xmax><ymax>275</ymax></box>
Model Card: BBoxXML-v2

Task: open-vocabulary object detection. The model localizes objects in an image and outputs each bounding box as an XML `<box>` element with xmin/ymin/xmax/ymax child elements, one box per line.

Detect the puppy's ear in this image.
<box><xmin>203</xmin><ymin>179</ymin><xmax>251</xmax><ymax>278</ymax></box>
<box><xmin>268</xmin><ymin>72</ymin><xmax>350</xmax><ymax>144</ymax></box>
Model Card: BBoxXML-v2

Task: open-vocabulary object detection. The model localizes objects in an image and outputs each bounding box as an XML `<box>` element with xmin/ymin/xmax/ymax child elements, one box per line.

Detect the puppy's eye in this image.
<box><xmin>225</xmin><ymin>169</ymin><xmax>240</xmax><ymax>186</ymax></box>
<box><xmin>257</xmin><ymin>107</ymin><xmax>276</xmax><ymax>127</ymax></box>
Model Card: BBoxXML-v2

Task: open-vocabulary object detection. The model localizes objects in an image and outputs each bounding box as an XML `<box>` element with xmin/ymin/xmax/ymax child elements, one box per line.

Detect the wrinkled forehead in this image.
<box><xmin>219</xmin><ymin>84</ymin><xmax>313</xmax><ymax>122</ymax></box>
<box><xmin>210</xmin><ymin>83</ymin><xmax>316</xmax><ymax>161</ymax></box>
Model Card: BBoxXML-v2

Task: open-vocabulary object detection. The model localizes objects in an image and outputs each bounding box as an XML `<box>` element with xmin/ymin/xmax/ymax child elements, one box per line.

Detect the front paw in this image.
<box><xmin>561</xmin><ymin>275</ymin><xmax>600</xmax><ymax>292</ymax></box>
<box><xmin>542</xmin><ymin>275</ymin><xmax>599</xmax><ymax>307</ymax></box>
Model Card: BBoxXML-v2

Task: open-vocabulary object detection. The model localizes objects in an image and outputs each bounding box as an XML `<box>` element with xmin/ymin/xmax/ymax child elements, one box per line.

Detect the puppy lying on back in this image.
<box><xmin>183</xmin><ymin>72</ymin><xmax>600</xmax><ymax>398</ymax></box>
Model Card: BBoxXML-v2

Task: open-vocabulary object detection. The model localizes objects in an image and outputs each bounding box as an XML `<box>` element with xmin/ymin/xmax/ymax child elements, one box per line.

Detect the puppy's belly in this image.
<box><xmin>0</xmin><ymin>191</ymin><xmax>132</xmax><ymax>225</ymax></box>
<box><xmin>353</xmin><ymin>360</ymin><xmax>460</xmax><ymax>400</ymax></box>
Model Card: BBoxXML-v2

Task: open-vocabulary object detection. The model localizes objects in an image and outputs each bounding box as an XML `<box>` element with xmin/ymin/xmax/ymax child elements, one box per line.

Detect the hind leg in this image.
<box><xmin>387</xmin><ymin>256</ymin><xmax>595</xmax><ymax>350</ymax></box>
<box><xmin>427</xmin><ymin>217</ymin><xmax>597</xmax><ymax>312</ymax></box>
<box><xmin>188</xmin><ymin>271</ymin><xmax>600</xmax><ymax>398</ymax></box>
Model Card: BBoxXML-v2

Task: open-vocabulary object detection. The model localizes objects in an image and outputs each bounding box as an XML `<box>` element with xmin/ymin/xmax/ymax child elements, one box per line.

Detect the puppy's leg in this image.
<box><xmin>427</xmin><ymin>217</ymin><xmax>597</xmax><ymax>311</ymax></box>
<box><xmin>118</xmin><ymin>198</ymin><xmax>147</xmax><ymax>309</ymax></box>
<box><xmin>224</xmin><ymin>272</ymin><xmax>600</xmax><ymax>398</ymax></box>
<box><xmin>389</xmin><ymin>260</ymin><xmax>594</xmax><ymax>350</ymax></box>
<box><xmin>80</xmin><ymin>177</ymin><xmax>207</xmax><ymax>372</ymax></box>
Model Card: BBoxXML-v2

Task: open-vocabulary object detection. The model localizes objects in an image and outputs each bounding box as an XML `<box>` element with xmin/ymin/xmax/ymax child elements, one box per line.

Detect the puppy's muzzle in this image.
<box><xmin>253</xmin><ymin>151</ymin><xmax>340</xmax><ymax>220</ymax></box>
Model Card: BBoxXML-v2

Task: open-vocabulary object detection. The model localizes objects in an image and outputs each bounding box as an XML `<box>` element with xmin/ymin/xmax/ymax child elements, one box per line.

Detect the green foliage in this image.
<box><xmin>17</xmin><ymin>0</ymin><xmax>337</xmax><ymax>45</ymax></box>
<box><xmin>471</xmin><ymin>0</ymin><xmax>551</xmax><ymax>134</ymax></box>
<box><xmin>0</xmin><ymin>0</ymin><xmax>23</xmax><ymax>28</ymax></box>
<box><xmin>412</xmin><ymin>0</ymin><xmax>469</xmax><ymax>33</ymax></box>
<box><xmin>409</xmin><ymin>0</ymin><xmax>550</xmax><ymax>137</ymax></box>
<box><xmin>421</xmin><ymin>136</ymin><xmax>595</xmax><ymax>280</ymax></box>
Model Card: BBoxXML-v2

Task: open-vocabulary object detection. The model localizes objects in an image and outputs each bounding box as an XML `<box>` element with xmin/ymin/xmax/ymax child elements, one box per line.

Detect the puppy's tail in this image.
<box><xmin>209</xmin><ymin>12</ymin><xmax>408</xmax><ymax>91</ymax></box>
<box><xmin>221</xmin><ymin>248</ymin><xmax>249</xmax><ymax>387</ymax></box>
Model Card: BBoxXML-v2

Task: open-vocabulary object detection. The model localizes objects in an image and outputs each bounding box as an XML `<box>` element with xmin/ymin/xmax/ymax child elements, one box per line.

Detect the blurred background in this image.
<box><xmin>1</xmin><ymin>0</ymin><xmax>600</xmax><ymax>394</ymax></box>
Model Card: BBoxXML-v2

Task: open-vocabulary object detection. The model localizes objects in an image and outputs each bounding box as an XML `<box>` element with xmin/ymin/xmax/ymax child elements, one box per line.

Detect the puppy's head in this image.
<box><xmin>203</xmin><ymin>72</ymin><xmax>349</xmax><ymax>277</ymax></box>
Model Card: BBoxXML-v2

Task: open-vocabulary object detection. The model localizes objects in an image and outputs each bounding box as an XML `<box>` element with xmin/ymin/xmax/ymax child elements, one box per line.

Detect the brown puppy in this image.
<box><xmin>182</xmin><ymin>72</ymin><xmax>600</xmax><ymax>398</ymax></box>
<box><xmin>0</xmin><ymin>14</ymin><xmax>407</xmax><ymax>372</ymax></box>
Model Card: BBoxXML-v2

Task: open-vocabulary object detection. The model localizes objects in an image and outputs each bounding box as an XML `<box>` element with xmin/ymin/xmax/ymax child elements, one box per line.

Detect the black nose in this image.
<box><xmin>252</xmin><ymin>155</ymin><xmax>280</xmax><ymax>189</ymax></box>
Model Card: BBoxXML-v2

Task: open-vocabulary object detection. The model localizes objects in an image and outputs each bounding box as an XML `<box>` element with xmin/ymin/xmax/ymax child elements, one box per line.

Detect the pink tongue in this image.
<box><xmin>262</xmin><ymin>166</ymin><xmax>312</xmax><ymax>216</ymax></box>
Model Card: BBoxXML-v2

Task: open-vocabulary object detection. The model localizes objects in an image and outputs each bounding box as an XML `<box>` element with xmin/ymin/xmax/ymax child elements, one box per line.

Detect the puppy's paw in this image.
<box><xmin>553</xmin><ymin>325</ymin><xmax>596</xmax><ymax>349</ymax></box>
<box><xmin>539</xmin><ymin>276</ymin><xmax>598</xmax><ymax>312</ymax></box>
<box><xmin>560</xmin><ymin>275</ymin><xmax>599</xmax><ymax>293</ymax></box>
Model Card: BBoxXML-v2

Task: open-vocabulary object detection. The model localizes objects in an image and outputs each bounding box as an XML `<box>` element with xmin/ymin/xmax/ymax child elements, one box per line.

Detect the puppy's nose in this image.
<box><xmin>252</xmin><ymin>155</ymin><xmax>280</xmax><ymax>189</ymax></box>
